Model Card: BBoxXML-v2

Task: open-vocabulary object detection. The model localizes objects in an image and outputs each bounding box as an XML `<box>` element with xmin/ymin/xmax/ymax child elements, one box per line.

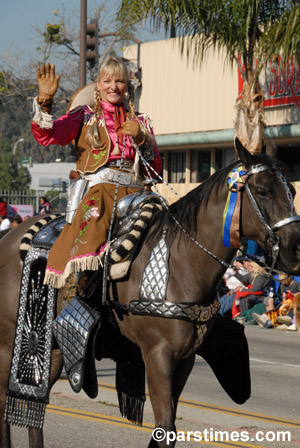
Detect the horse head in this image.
<box><xmin>235</xmin><ymin>138</ymin><xmax>300</xmax><ymax>275</ymax></box>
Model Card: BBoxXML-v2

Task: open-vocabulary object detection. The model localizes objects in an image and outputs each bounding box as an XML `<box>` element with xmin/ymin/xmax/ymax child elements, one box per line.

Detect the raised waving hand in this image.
<box><xmin>36</xmin><ymin>63</ymin><xmax>60</xmax><ymax>112</ymax></box>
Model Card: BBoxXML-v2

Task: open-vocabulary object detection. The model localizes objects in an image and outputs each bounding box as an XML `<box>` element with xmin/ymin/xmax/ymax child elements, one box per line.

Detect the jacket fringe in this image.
<box><xmin>32</xmin><ymin>97</ymin><xmax>53</xmax><ymax>129</ymax></box>
<box><xmin>44</xmin><ymin>253</ymin><xmax>104</xmax><ymax>289</ymax></box>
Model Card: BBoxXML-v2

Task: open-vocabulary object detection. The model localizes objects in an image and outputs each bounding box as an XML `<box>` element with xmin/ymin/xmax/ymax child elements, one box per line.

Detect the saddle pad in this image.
<box><xmin>4</xmin><ymin>247</ymin><xmax>56</xmax><ymax>429</ymax></box>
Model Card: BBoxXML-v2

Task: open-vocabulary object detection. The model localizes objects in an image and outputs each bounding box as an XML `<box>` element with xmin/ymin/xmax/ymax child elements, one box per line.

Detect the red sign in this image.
<box><xmin>238</xmin><ymin>55</ymin><xmax>300</xmax><ymax>108</ymax></box>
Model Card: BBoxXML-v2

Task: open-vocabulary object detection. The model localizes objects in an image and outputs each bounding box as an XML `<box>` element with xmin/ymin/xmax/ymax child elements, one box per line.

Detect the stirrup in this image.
<box><xmin>53</xmin><ymin>296</ymin><xmax>101</xmax><ymax>397</ymax></box>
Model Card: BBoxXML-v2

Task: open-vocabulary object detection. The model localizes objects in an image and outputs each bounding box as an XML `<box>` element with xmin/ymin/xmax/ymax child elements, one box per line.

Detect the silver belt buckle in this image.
<box><xmin>118</xmin><ymin>171</ymin><xmax>132</xmax><ymax>185</ymax></box>
<box><xmin>106</xmin><ymin>169</ymin><xmax>131</xmax><ymax>185</ymax></box>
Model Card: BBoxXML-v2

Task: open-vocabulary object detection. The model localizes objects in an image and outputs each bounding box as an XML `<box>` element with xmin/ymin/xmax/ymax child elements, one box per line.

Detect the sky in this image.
<box><xmin>0</xmin><ymin>0</ymin><xmax>165</xmax><ymax>67</ymax></box>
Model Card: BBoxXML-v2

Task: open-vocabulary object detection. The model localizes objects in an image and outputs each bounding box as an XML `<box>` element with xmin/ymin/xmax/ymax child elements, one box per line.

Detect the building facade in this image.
<box><xmin>26</xmin><ymin>163</ymin><xmax>73</xmax><ymax>193</ymax></box>
<box><xmin>124</xmin><ymin>38</ymin><xmax>300</xmax><ymax>207</ymax></box>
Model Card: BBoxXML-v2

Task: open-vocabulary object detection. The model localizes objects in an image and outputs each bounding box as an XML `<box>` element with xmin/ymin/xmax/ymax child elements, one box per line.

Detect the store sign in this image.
<box><xmin>238</xmin><ymin>55</ymin><xmax>300</xmax><ymax>108</ymax></box>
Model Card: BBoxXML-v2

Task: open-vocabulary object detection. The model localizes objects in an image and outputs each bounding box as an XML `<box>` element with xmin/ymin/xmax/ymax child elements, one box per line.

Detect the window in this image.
<box><xmin>277</xmin><ymin>145</ymin><xmax>300</xmax><ymax>181</ymax></box>
<box><xmin>167</xmin><ymin>151</ymin><xmax>186</xmax><ymax>183</ymax></box>
<box><xmin>191</xmin><ymin>150</ymin><xmax>222</xmax><ymax>182</ymax></box>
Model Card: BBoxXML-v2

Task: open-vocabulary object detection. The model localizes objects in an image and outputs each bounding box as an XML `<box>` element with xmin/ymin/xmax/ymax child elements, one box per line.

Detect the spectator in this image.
<box><xmin>252</xmin><ymin>297</ymin><xmax>294</xmax><ymax>330</ymax></box>
<box><xmin>235</xmin><ymin>260</ymin><xmax>271</xmax><ymax>314</ymax></box>
<box><xmin>223</xmin><ymin>257</ymin><xmax>248</xmax><ymax>292</ymax></box>
<box><xmin>218</xmin><ymin>257</ymin><xmax>250</xmax><ymax>316</ymax></box>
<box><xmin>0</xmin><ymin>198</ymin><xmax>7</xmax><ymax>218</ymax></box>
<box><xmin>11</xmin><ymin>215</ymin><xmax>23</xmax><ymax>228</ymax></box>
<box><xmin>252</xmin><ymin>274</ymin><xmax>300</xmax><ymax>330</ymax></box>
<box><xmin>274</xmin><ymin>274</ymin><xmax>300</xmax><ymax>329</ymax></box>
<box><xmin>0</xmin><ymin>215</ymin><xmax>11</xmax><ymax>231</ymax></box>
<box><xmin>23</xmin><ymin>215</ymin><xmax>31</xmax><ymax>221</ymax></box>
<box><xmin>39</xmin><ymin>196</ymin><xmax>51</xmax><ymax>215</ymax></box>
<box><xmin>293</xmin><ymin>292</ymin><xmax>300</xmax><ymax>332</ymax></box>
<box><xmin>219</xmin><ymin>258</ymin><xmax>271</xmax><ymax>319</ymax></box>
<box><xmin>278</xmin><ymin>273</ymin><xmax>300</xmax><ymax>299</ymax></box>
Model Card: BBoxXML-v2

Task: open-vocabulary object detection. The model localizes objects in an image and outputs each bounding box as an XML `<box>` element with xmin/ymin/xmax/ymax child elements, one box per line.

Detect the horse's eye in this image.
<box><xmin>257</xmin><ymin>189</ymin><xmax>268</xmax><ymax>198</ymax></box>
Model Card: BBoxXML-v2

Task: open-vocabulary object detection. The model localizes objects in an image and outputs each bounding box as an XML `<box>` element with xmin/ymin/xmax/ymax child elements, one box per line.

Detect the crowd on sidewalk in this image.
<box><xmin>0</xmin><ymin>197</ymin><xmax>34</xmax><ymax>237</ymax></box>
<box><xmin>217</xmin><ymin>240</ymin><xmax>300</xmax><ymax>332</ymax></box>
<box><xmin>0</xmin><ymin>196</ymin><xmax>51</xmax><ymax>237</ymax></box>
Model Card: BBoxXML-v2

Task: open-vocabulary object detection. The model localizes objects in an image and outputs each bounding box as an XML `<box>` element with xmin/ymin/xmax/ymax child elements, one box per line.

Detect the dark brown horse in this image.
<box><xmin>1</xmin><ymin>140</ymin><xmax>300</xmax><ymax>448</ymax></box>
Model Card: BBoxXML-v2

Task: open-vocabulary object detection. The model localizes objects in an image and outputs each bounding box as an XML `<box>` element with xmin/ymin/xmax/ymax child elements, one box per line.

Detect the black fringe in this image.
<box><xmin>117</xmin><ymin>391</ymin><xmax>145</xmax><ymax>426</ymax></box>
<box><xmin>4</xmin><ymin>395</ymin><xmax>46</xmax><ymax>429</ymax></box>
<box><xmin>116</xmin><ymin>361</ymin><xmax>145</xmax><ymax>426</ymax></box>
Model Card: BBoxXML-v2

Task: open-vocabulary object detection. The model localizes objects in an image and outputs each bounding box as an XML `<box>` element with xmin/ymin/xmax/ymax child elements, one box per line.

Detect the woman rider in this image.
<box><xmin>31</xmin><ymin>57</ymin><xmax>162</xmax><ymax>304</ymax></box>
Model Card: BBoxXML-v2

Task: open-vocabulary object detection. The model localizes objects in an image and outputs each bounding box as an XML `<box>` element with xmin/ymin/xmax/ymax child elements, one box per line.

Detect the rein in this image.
<box><xmin>102</xmin><ymin>137</ymin><xmax>127</xmax><ymax>304</ymax></box>
<box><xmin>136</xmin><ymin>146</ymin><xmax>300</xmax><ymax>275</ymax></box>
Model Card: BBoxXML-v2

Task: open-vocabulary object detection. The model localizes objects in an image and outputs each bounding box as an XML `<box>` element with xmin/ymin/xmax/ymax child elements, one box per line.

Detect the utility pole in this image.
<box><xmin>79</xmin><ymin>0</ymin><xmax>87</xmax><ymax>87</ymax></box>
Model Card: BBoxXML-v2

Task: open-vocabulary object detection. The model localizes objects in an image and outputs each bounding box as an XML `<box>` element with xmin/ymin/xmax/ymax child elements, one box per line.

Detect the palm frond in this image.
<box><xmin>116</xmin><ymin>0</ymin><xmax>300</xmax><ymax>84</ymax></box>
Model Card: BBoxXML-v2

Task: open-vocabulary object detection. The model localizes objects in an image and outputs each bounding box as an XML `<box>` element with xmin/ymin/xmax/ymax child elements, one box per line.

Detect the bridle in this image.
<box><xmin>135</xmin><ymin>144</ymin><xmax>300</xmax><ymax>273</ymax></box>
<box><xmin>245</xmin><ymin>164</ymin><xmax>300</xmax><ymax>269</ymax></box>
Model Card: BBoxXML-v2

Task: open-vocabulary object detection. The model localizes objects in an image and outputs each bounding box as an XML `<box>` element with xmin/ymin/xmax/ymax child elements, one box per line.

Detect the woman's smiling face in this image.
<box><xmin>97</xmin><ymin>72</ymin><xmax>128</xmax><ymax>105</ymax></box>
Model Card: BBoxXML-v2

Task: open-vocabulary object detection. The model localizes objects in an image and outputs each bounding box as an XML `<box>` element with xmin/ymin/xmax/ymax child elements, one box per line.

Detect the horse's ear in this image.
<box><xmin>234</xmin><ymin>137</ymin><xmax>253</xmax><ymax>166</ymax></box>
<box><xmin>288</xmin><ymin>182</ymin><xmax>296</xmax><ymax>199</ymax></box>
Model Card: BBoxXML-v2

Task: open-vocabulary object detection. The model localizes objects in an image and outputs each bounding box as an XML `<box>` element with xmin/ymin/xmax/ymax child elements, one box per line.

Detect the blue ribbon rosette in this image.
<box><xmin>222</xmin><ymin>166</ymin><xmax>248</xmax><ymax>248</ymax></box>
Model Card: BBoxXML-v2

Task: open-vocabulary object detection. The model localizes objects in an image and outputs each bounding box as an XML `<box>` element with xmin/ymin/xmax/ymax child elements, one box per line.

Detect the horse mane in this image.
<box><xmin>150</xmin><ymin>152</ymin><xmax>281</xmax><ymax>241</ymax></box>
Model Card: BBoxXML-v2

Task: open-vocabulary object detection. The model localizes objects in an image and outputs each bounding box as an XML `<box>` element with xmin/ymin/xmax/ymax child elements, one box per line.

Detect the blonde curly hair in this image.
<box><xmin>85</xmin><ymin>56</ymin><xmax>136</xmax><ymax>150</ymax></box>
<box><xmin>249</xmin><ymin>261</ymin><xmax>267</xmax><ymax>280</ymax></box>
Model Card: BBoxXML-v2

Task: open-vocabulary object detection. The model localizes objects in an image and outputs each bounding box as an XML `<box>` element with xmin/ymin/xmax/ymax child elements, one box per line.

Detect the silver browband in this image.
<box><xmin>247</xmin><ymin>164</ymin><xmax>269</xmax><ymax>175</ymax></box>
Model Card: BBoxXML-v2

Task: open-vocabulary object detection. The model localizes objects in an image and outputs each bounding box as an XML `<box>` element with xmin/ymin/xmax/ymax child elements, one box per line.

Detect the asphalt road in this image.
<box><xmin>10</xmin><ymin>325</ymin><xmax>300</xmax><ymax>448</ymax></box>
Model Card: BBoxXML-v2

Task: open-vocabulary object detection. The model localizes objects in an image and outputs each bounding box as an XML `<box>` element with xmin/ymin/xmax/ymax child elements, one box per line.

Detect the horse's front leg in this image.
<box><xmin>146</xmin><ymin>352</ymin><xmax>196</xmax><ymax>448</ymax></box>
<box><xmin>172</xmin><ymin>354</ymin><xmax>195</xmax><ymax>414</ymax></box>
<box><xmin>28</xmin><ymin>428</ymin><xmax>44</xmax><ymax>448</ymax></box>
<box><xmin>0</xmin><ymin>349</ymin><xmax>12</xmax><ymax>447</ymax></box>
<box><xmin>144</xmin><ymin>345</ymin><xmax>177</xmax><ymax>448</ymax></box>
<box><xmin>0</xmin><ymin>418</ymin><xmax>10</xmax><ymax>448</ymax></box>
<box><xmin>26</xmin><ymin>349</ymin><xmax>63</xmax><ymax>448</ymax></box>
